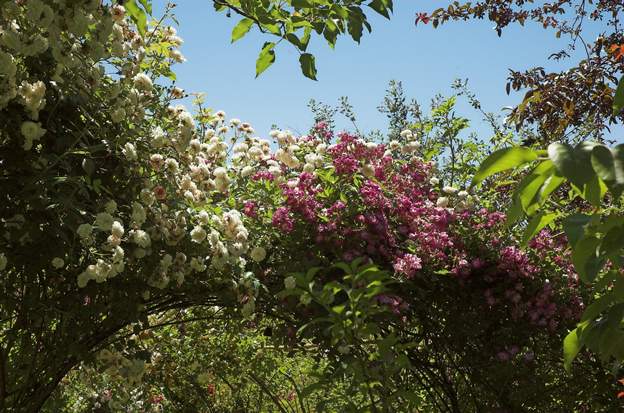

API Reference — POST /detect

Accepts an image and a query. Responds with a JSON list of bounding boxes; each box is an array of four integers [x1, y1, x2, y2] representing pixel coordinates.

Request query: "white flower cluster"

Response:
[[97, 349, 147, 387], [435, 184, 477, 210]]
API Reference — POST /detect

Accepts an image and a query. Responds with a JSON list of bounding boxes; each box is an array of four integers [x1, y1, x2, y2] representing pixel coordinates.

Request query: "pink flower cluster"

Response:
[[393, 254, 423, 278], [281, 172, 321, 222], [328, 133, 386, 176], [272, 207, 294, 233]]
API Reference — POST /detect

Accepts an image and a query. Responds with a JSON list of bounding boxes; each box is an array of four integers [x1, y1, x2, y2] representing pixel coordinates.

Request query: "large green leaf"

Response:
[[571, 236, 603, 283], [563, 213, 592, 247], [612, 144, 624, 198], [231, 18, 254, 43], [347, 7, 365, 42], [124, 0, 148, 35], [472, 147, 538, 186], [255, 42, 276, 77], [600, 225, 624, 258], [521, 212, 558, 246], [547, 142, 595, 188], [613, 76, 624, 116], [591, 144, 616, 183], [563, 327, 583, 372], [299, 53, 317, 80], [517, 161, 554, 213]]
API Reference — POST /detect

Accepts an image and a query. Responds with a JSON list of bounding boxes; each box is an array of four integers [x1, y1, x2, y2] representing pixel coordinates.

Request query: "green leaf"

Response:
[[347, 7, 365, 42], [563, 327, 583, 372], [613, 76, 624, 116], [368, 0, 391, 18], [571, 236, 603, 283], [547, 142, 595, 188], [286, 33, 306, 51], [581, 292, 616, 322], [138, 0, 152, 14], [601, 225, 624, 258], [563, 213, 592, 247], [539, 172, 565, 202], [299, 53, 317, 80], [323, 19, 338, 48], [472, 147, 538, 186], [611, 144, 624, 198], [521, 212, 558, 246], [231, 18, 254, 43], [583, 175, 606, 207], [255, 42, 276, 77], [517, 161, 554, 213], [124, 0, 148, 35], [591, 144, 616, 183]]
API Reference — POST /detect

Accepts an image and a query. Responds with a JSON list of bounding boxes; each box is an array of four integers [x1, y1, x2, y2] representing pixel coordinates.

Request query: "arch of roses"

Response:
[[0, 2, 618, 412]]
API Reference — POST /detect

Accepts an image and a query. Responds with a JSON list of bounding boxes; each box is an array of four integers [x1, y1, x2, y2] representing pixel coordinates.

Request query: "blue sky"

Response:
[[158, 1, 607, 140]]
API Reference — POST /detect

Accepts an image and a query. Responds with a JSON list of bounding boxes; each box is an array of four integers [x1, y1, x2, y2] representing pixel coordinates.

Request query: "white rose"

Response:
[[436, 197, 450, 208], [190, 226, 207, 243], [250, 246, 267, 262]]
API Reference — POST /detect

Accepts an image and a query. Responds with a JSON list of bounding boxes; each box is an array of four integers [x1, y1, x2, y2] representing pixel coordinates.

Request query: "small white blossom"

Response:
[[190, 225, 207, 243], [122, 142, 137, 161], [442, 186, 458, 195], [111, 221, 125, 238]]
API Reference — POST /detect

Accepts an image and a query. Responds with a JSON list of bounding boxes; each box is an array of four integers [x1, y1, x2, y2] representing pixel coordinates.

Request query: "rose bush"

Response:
[[0, 1, 621, 412]]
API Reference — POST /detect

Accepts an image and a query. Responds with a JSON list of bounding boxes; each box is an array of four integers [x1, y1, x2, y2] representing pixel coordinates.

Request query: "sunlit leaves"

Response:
[[213, 0, 392, 78], [231, 18, 254, 43], [474, 140, 624, 368], [591, 144, 624, 198], [471, 146, 539, 186], [547, 142, 595, 188], [124, 0, 149, 35], [255, 42, 275, 77], [521, 211, 558, 246]]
